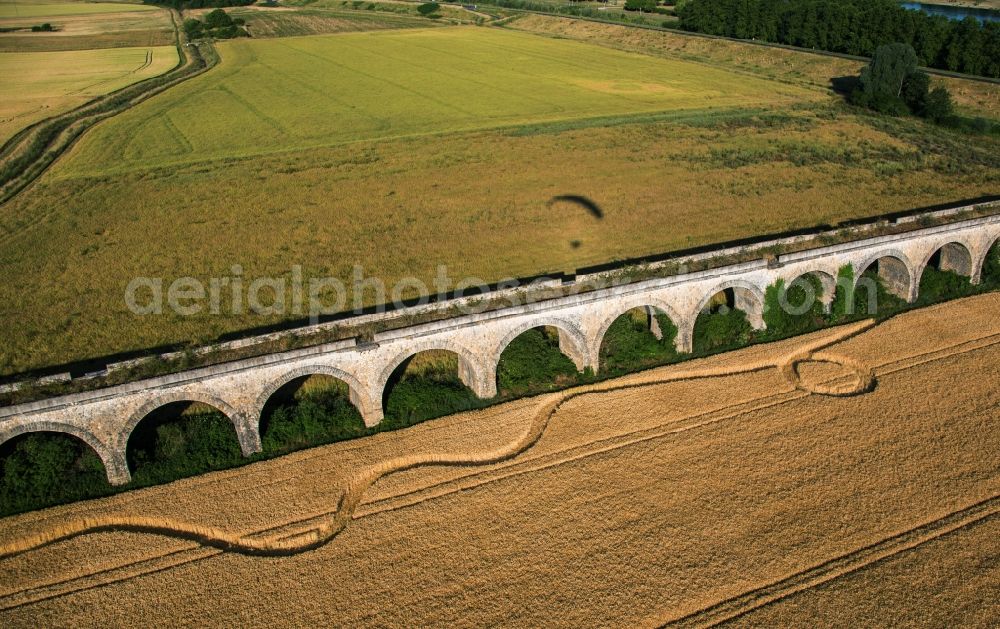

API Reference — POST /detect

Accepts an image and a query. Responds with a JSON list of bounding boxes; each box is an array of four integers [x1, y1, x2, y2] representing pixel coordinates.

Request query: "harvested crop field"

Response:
[[0, 45, 178, 143], [0, 6, 174, 52], [0, 1, 158, 19], [187, 3, 474, 39], [1, 293, 997, 626]]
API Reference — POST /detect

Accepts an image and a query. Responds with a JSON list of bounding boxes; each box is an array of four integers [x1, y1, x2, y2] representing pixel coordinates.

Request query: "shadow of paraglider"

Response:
[[547, 194, 605, 220]]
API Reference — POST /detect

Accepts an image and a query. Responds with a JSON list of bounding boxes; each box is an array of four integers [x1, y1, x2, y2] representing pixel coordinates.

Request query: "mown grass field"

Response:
[[0, 45, 178, 143], [57, 27, 815, 175], [0, 23, 997, 375]]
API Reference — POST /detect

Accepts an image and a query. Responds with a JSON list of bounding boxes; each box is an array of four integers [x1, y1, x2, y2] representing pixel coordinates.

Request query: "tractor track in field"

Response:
[[656, 495, 1000, 628], [0, 320, 878, 561], [0, 323, 996, 611]]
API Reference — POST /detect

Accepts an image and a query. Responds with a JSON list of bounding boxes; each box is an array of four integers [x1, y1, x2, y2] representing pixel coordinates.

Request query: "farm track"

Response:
[[66, 50, 155, 97], [657, 493, 1000, 628], [0, 10, 215, 210], [2, 319, 998, 611]]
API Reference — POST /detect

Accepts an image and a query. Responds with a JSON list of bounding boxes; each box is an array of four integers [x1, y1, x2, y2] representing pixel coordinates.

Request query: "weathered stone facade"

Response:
[[1, 211, 997, 484]]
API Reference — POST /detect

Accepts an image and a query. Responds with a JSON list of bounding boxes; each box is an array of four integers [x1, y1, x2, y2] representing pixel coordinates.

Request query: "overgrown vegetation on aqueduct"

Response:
[[1, 0, 999, 517], [3, 243, 999, 517]]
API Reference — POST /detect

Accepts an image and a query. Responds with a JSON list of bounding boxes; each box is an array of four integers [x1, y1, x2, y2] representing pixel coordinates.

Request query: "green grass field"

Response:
[[0, 45, 178, 143], [56, 27, 815, 177], [0, 1, 156, 18], [0, 24, 997, 375]]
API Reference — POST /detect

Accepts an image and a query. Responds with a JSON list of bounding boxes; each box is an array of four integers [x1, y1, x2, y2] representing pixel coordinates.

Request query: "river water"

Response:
[[901, 2, 1000, 23]]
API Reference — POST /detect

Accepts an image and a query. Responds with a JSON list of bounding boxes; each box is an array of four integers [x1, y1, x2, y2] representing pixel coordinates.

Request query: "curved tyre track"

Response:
[[0, 320, 876, 560], [0, 321, 997, 611]]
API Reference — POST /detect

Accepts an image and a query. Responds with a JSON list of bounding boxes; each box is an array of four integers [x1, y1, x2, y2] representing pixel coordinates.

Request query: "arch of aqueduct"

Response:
[[1, 208, 998, 484]]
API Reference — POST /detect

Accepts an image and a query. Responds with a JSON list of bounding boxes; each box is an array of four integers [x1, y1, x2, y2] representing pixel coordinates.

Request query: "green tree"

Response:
[[183, 18, 204, 38], [203, 8, 234, 29], [900, 70, 930, 114], [923, 86, 954, 123], [417, 2, 440, 15], [624, 0, 656, 11], [860, 42, 918, 100]]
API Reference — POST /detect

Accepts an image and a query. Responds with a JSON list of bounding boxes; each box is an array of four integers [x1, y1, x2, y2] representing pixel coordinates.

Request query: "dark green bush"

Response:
[[497, 328, 579, 395], [599, 311, 680, 374], [183, 18, 204, 38], [127, 407, 246, 486], [204, 8, 234, 29], [763, 275, 826, 338], [829, 264, 909, 321], [856, 269, 909, 318], [692, 308, 753, 354], [262, 387, 368, 456], [417, 2, 440, 15], [381, 366, 485, 432], [901, 71, 930, 115], [829, 264, 863, 322], [923, 86, 955, 124], [0, 433, 114, 517], [982, 242, 1000, 288], [915, 266, 974, 305], [624, 0, 656, 11]]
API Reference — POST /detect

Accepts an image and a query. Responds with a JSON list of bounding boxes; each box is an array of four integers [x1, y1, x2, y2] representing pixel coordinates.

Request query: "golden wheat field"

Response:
[[0, 293, 997, 626]]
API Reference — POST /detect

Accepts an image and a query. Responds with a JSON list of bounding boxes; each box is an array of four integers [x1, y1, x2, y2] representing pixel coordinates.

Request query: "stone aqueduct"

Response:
[[1, 210, 998, 484]]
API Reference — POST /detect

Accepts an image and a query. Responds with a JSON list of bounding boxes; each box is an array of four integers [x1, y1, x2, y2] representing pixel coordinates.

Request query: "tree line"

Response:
[[149, 0, 255, 10], [183, 8, 249, 39], [676, 0, 1000, 78]]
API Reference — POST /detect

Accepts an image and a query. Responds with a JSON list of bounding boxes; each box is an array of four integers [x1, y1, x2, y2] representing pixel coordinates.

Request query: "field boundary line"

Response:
[[654, 494, 1000, 628], [873, 332, 1000, 376]]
